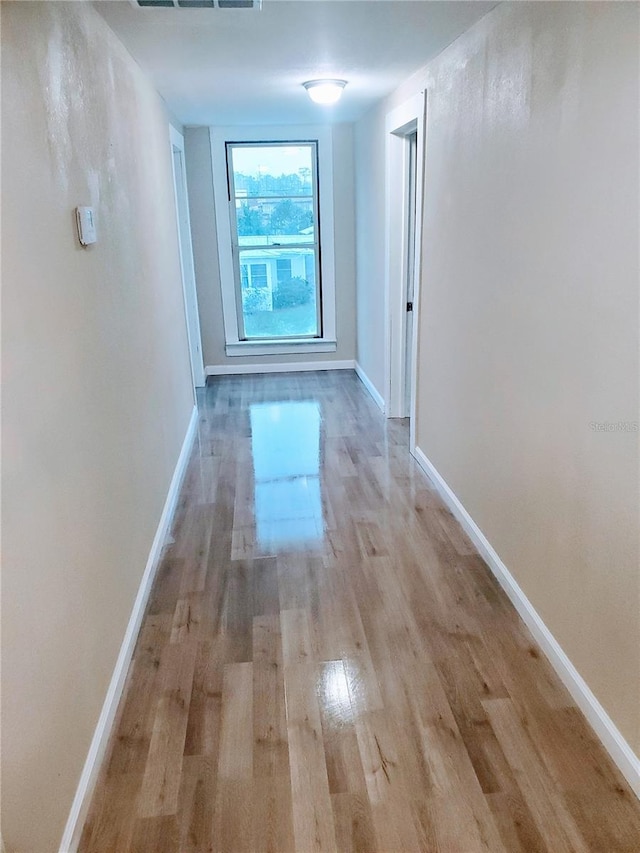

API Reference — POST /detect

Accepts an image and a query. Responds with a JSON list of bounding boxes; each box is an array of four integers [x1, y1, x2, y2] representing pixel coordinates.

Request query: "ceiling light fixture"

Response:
[[303, 79, 347, 106]]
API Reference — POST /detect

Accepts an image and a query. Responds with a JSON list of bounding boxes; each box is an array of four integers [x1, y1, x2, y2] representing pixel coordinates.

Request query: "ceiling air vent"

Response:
[[135, 0, 262, 8]]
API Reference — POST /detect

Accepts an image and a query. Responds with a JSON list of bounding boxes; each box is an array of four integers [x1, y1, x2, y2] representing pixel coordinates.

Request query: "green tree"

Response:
[[237, 203, 265, 237], [269, 199, 313, 235]]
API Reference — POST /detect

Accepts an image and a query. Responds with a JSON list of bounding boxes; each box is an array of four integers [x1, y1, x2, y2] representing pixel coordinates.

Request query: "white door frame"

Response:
[[383, 92, 426, 451], [170, 125, 205, 389]]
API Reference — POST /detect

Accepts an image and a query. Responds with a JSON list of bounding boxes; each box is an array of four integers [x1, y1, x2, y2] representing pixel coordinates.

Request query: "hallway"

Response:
[[80, 371, 640, 853]]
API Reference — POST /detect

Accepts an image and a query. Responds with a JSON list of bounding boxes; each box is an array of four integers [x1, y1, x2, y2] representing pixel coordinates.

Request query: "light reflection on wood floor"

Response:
[[80, 370, 640, 852]]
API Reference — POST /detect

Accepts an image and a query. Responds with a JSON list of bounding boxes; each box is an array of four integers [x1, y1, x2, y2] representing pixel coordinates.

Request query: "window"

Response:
[[249, 263, 268, 289], [276, 258, 292, 285], [227, 141, 321, 341], [211, 125, 336, 356]]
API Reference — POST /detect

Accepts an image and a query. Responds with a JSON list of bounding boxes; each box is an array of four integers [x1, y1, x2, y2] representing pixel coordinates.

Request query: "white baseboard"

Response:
[[354, 362, 385, 412], [206, 359, 355, 376], [413, 445, 640, 800], [59, 406, 199, 853]]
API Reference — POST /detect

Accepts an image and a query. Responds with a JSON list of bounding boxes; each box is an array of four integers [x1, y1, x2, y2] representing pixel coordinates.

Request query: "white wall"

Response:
[[355, 1, 639, 758], [354, 59, 429, 396], [1, 2, 195, 849], [354, 109, 386, 391], [185, 124, 356, 369]]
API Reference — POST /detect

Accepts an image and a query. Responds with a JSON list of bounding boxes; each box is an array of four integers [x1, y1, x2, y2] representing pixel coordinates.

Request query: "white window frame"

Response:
[[210, 125, 337, 356], [227, 139, 321, 342]]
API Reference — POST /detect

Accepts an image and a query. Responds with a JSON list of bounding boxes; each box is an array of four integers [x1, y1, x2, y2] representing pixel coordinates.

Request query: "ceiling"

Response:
[[95, 0, 497, 126]]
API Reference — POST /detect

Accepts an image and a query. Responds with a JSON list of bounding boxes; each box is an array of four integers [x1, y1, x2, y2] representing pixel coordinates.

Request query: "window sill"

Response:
[[225, 339, 337, 357]]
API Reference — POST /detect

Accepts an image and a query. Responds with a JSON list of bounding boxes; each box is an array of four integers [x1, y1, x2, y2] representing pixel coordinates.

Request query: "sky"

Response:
[[230, 143, 313, 177]]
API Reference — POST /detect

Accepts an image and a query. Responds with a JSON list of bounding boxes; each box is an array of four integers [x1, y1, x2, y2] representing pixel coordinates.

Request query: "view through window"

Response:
[[226, 141, 321, 340]]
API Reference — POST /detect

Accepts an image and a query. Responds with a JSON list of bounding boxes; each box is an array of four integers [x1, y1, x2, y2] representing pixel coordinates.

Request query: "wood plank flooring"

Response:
[[80, 370, 640, 852]]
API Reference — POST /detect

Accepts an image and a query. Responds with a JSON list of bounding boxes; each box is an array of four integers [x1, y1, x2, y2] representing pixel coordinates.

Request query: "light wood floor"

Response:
[[81, 371, 640, 852]]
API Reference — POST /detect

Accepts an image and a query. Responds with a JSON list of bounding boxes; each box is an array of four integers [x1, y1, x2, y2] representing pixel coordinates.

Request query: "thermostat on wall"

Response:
[[76, 206, 97, 246]]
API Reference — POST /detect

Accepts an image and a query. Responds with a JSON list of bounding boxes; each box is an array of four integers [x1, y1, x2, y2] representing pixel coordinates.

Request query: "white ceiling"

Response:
[[95, 0, 497, 126]]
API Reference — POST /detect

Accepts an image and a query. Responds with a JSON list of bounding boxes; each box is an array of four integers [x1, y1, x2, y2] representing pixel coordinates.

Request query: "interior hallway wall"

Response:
[[353, 110, 386, 393], [184, 123, 357, 369], [1, 2, 195, 850], [355, 0, 640, 757]]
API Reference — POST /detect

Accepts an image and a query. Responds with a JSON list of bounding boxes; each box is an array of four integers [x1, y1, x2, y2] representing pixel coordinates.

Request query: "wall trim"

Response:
[[205, 359, 355, 376], [354, 362, 385, 412], [413, 444, 640, 800], [225, 339, 337, 357], [58, 406, 199, 853]]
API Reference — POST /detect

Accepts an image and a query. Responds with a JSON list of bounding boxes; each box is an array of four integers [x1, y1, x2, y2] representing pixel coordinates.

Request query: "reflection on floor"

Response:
[[80, 370, 640, 853], [250, 401, 323, 548]]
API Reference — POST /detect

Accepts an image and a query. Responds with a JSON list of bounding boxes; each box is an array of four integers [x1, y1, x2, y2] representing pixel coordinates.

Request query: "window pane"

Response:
[[239, 247, 318, 339], [230, 143, 315, 245], [229, 141, 320, 340], [236, 198, 315, 245], [231, 145, 313, 198]]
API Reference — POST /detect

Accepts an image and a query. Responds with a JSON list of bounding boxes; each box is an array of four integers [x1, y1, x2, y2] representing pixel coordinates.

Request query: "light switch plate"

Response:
[[76, 206, 97, 246]]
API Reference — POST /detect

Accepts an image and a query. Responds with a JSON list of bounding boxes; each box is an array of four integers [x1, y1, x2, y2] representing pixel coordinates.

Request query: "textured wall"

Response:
[[355, 1, 639, 756], [354, 107, 386, 392], [415, 0, 639, 754], [1, 3, 194, 849]]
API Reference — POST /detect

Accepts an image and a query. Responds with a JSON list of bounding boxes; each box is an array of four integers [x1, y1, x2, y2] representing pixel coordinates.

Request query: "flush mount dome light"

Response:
[[303, 79, 347, 106]]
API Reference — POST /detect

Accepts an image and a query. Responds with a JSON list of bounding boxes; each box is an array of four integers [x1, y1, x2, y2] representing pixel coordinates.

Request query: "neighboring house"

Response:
[[239, 235, 314, 313]]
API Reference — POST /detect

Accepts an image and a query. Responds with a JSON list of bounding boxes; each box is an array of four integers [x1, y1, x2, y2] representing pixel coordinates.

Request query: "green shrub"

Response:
[[242, 285, 271, 313], [273, 276, 312, 309]]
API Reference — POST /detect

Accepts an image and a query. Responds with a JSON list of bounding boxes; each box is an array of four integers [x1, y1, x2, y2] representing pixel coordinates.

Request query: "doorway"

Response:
[[404, 130, 418, 418], [384, 94, 425, 451], [170, 126, 205, 390]]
